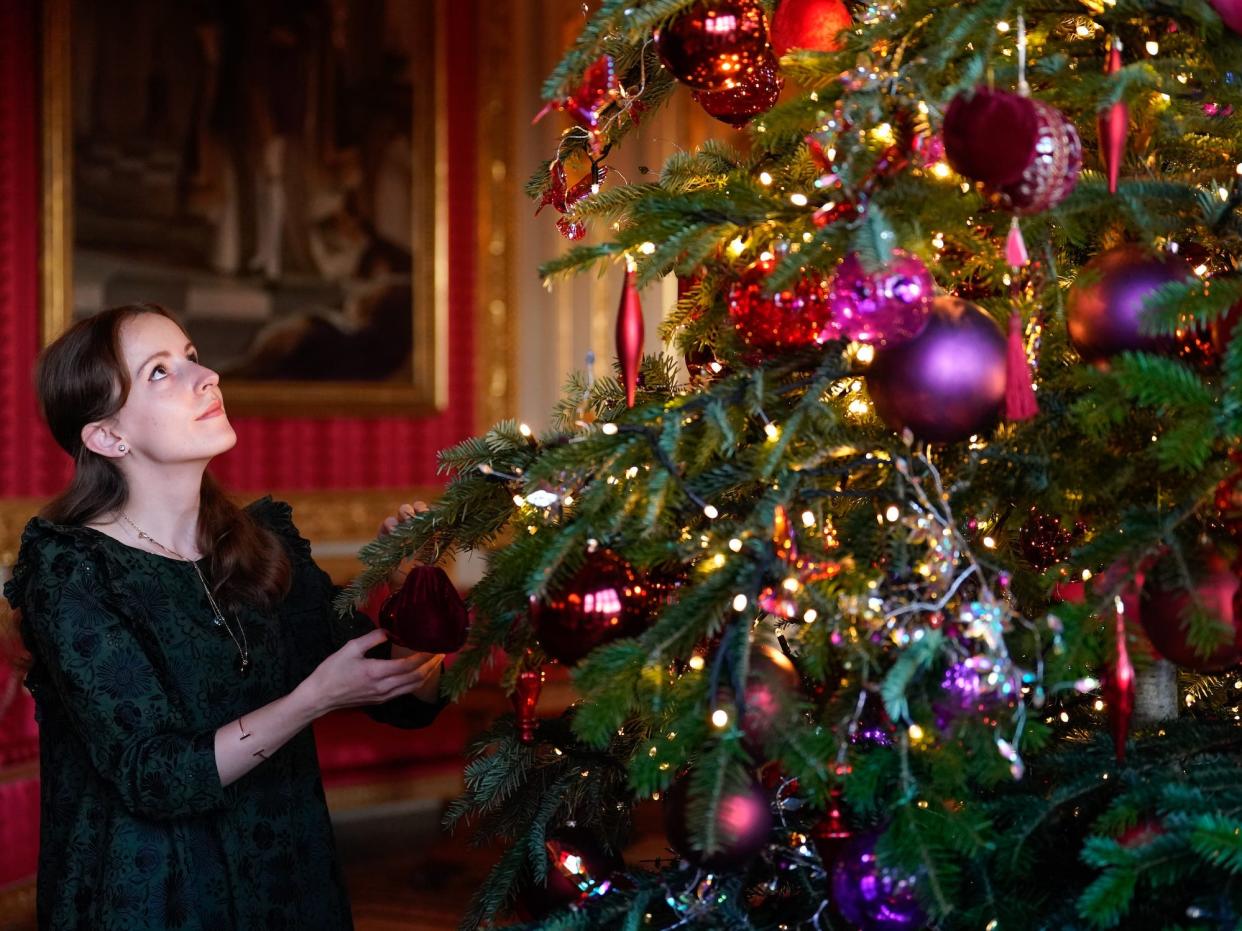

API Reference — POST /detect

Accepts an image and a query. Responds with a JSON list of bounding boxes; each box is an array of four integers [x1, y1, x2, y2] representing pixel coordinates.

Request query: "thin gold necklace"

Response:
[[118, 512, 252, 676]]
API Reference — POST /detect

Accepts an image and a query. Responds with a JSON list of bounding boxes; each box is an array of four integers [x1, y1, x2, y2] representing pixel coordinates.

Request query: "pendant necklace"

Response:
[[119, 513, 252, 676]]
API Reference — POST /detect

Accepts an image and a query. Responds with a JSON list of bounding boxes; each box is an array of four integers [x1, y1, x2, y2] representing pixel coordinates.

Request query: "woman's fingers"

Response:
[[350, 628, 390, 656]]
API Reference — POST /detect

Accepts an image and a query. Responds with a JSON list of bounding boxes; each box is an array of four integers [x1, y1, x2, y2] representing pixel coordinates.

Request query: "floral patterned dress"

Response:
[[5, 498, 442, 930]]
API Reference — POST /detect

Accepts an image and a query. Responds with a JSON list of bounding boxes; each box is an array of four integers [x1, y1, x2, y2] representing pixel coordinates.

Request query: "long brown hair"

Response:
[[35, 304, 290, 613]]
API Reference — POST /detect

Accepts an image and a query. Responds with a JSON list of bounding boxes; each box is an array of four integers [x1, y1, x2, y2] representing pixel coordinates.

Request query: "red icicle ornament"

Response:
[[1099, 39, 1128, 195], [513, 668, 544, 744], [1004, 312, 1039, 421], [616, 265, 645, 407], [1107, 596, 1136, 762]]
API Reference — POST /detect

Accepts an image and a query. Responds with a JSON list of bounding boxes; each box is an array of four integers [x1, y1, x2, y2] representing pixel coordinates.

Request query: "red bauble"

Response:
[[516, 827, 623, 919], [665, 773, 774, 869], [1211, 0, 1242, 34], [378, 566, 470, 653], [727, 254, 837, 352], [1066, 247, 1186, 365], [530, 551, 666, 665], [693, 54, 783, 126], [740, 643, 801, 749], [865, 296, 1008, 443], [770, 0, 851, 55], [944, 88, 1081, 214], [1139, 546, 1242, 672], [655, 0, 771, 91]]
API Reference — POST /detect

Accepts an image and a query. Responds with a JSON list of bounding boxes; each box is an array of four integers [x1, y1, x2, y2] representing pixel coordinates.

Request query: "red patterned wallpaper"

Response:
[[0, 0, 479, 500]]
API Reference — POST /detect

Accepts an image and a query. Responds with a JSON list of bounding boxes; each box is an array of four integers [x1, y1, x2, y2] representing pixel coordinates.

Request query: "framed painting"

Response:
[[41, 0, 448, 415]]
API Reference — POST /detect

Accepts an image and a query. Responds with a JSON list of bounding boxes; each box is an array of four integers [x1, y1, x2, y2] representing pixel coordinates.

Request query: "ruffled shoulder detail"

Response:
[[4, 516, 113, 612], [245, 497, 313, 563]]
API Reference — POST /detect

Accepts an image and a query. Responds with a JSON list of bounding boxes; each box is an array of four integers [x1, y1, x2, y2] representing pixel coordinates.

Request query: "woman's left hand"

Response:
[[377, 501, 429, 590]]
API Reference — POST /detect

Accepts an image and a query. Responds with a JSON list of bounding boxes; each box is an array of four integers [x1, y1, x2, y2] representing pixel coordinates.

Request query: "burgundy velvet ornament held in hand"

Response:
[[378, 566, 470, 653], [865, 296, 1008, 442]]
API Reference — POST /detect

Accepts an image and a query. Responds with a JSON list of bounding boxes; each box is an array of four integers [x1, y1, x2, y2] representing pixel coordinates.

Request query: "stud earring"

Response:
[[117, 443, 127, 454]]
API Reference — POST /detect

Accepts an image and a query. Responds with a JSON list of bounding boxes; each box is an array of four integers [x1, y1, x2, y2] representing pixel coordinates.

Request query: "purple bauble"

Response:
[[665, 773, 773, 869], [1067, 247, 1185, 365], [830, 833, 925, 931], [933, 658, 1020, 728], [828, 251, 934, 345], [865, 296, 1007, 443], [1212, 0, 1242, 34]]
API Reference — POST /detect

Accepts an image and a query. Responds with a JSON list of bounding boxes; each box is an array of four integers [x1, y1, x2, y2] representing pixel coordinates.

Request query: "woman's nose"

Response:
[[196, 361, 222, 390]]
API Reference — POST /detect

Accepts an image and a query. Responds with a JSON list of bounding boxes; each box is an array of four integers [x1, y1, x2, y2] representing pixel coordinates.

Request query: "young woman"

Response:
[[6, 303, 446, 930]]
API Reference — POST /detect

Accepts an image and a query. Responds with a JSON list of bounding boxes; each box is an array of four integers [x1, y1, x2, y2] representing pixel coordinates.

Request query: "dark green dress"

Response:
[[5, 498, 442, 931]]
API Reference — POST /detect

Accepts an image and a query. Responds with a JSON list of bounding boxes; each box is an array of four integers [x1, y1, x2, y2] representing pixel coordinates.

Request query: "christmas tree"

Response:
[[342, 1, 1242, 927]]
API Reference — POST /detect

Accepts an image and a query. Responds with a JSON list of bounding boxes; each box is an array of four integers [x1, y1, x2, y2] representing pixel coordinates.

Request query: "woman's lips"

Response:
[[196, 401, 224, 420]]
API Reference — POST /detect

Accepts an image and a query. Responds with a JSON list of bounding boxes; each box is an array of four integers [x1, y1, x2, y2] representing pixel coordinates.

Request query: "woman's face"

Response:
[[110, 313, 236, 465]]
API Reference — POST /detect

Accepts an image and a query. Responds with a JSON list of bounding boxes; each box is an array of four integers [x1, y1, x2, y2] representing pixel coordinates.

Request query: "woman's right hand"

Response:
[[299, 628, 443, 717]]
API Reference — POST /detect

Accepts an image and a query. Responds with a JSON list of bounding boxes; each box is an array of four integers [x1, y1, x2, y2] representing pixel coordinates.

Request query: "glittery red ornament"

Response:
[[534, 55, 621, 136], [665, 772, 774, 869], [727, 254, 836, 352], [1139, 545, 1242, 672], [1099, 40, 1128, 195], [693, 53, 783, 126], [530, 550, 665, 665], [655, 0, 771, 91], [615, 267, 645, 407], [512, 668, 544, 744], [535, 160, 609, 242], [770, 0, 851, 55]]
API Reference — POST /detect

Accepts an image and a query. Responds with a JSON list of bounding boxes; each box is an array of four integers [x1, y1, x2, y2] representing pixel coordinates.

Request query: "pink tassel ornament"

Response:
[[1006, 218, 1030, 270], [1004, 312, 1039, 421]]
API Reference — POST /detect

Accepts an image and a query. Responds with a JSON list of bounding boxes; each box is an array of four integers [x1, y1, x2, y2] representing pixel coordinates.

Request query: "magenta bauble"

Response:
[[665, 773, 774, 869], [865, 296, 1007, 442], [1066, 246, 1185, 365], [1212, 0, 1242, 34], [1140, 546, 1242, 672], [654, 0, 771, 91], [827, 250, 934, 345], [530, 550, 664, 665], [693, 54, 783, 126], [770, 0, 852, 55]]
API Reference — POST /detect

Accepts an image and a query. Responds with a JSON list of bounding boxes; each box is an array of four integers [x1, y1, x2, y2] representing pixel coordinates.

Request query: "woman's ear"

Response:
[[81, 421, 127, 459]]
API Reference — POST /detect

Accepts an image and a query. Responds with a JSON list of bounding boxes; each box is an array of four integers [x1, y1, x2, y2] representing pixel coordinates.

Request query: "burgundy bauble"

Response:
[[1067, 247, 1186, 365], [655, 0, 771, 91], [693, 54, 783, 126], [516, 827, 623, 919], [830, 832, 926, 931], [770, 0, 852, 55], [740, 642, 801, 748], [865, 296, 1007, 442], [827, 250, 934, 345], [1016, 508, 1086, 572], [665, 773, 774, 869], [378, 566, 470, 653], [1139, 546, 1242, 672], [530, 550, 663, 665], [1212, 0, 1242, 34], [944, 88, 1081, 214], [727, 254, 837, 351]]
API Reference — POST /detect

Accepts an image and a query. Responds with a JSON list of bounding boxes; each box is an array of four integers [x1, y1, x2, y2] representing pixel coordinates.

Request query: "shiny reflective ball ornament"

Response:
[[830, 832, 926, 931], [827, 250, 934, 345], [665, 773, 774, 869], [1067, 246, 1185, 365], [1140, 545, 1242, 672], [865, 296, 1007, 442], [530, 550, 665, 665], [770, 0, 852, 55], [739, 642, 801, 749], [515, 827, 622, 919], [655, 0, 771, 91], [1211, 0, 1242, 33], [727, 254, 837, 352], [693, 53, 783, 126]]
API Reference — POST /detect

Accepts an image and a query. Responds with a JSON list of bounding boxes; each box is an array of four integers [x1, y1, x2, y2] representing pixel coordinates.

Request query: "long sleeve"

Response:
[[20, 557, 235, 821]]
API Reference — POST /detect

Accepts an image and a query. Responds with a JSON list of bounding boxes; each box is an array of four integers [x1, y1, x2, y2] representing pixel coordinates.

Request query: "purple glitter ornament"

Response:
[[1066, 246, 1186, 365], [865, 296, 1007, 443], [828, 251, 934, 345], [830, 832, 926, 931], [934, 657, 1020, 728]]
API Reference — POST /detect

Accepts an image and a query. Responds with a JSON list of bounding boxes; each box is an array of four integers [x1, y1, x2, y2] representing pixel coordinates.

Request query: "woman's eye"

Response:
[[150, 364, 168, 381]]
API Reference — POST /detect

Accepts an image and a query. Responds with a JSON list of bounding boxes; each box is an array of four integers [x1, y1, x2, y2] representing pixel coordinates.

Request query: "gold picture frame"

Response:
[[40, 0, 449, 417]]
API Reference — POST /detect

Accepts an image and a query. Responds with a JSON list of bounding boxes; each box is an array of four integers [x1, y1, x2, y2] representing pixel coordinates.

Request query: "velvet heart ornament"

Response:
[[378, 566, 470, 653]]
